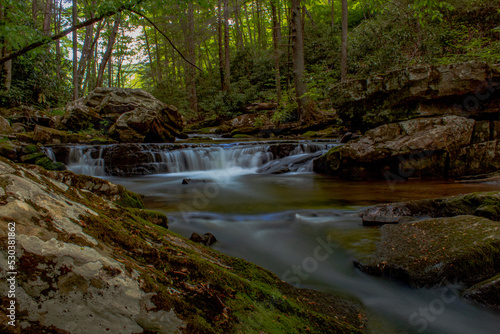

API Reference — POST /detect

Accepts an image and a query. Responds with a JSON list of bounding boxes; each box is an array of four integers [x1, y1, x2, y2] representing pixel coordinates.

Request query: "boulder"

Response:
[[331, 61, 500, 130], [63, 88, 184, 143], [354, 215, 500, 288], [33, 125, 76, 144], [0, 159, 365, 333], [313, 116, 492, 179], [0, 116, 11, 134], [189, 232, 217, 246], [463, 274, 500, 312]]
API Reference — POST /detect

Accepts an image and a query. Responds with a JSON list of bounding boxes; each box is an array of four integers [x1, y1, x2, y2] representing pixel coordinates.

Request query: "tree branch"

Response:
[[127, 8, 202, 72], [0, 0, 145, 66]]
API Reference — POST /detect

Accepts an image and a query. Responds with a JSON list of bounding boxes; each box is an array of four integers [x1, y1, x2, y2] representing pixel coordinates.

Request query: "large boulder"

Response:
[[331, 61, 500, 130], [354, 215, 500, 288], [0, 116, 11, 134], [313, 115, 500, 179], [63, 88, 184, 143], [0, 158, 366, 333]]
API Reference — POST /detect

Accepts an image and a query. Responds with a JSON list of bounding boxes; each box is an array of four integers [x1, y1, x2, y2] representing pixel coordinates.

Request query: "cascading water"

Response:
[[59, 141, 336, 176]]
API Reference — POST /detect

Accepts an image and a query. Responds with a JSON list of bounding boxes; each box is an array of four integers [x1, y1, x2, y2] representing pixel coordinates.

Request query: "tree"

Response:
[[73, 0, 78, 99], [96, 14, 121, 88], [291, 0, 307, 117], [341, 0, 348, 82]]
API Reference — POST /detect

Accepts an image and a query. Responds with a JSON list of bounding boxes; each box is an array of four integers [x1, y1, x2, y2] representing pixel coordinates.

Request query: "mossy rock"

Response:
[[127, 208, 169, 228], [463, 273, 500, 312], [115, 185, 145, 209], [232, 134, 252, 139], [35, 157, 66, 171], [21, 152, 46, 163], [302, 131, 318, 138], [355, 215, 500, 288]]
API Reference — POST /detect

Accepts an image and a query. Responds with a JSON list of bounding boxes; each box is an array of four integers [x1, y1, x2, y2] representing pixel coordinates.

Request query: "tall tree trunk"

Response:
[[154, 25, 162, 82], [32, 0, 38, 25], [108, 56, 112, 87], [330, 0, 335, 31], [217, 0, 224, 90], [271, 0, 281, 104], [341, 0, 348, 82], [223, 0, 231, 92], [72, 0, 78, 99], [143, 25, 156, 85], [233, 0, 244, 50], [77, 0, 96, 90], [55, 0, 62, 79], [43, 0, 52, 35], [243, 3, 254, 46], [0, 2, 11, 91], [96, 14, 120, 88], [291, 0, 307, 118], [185, 0, 198, 112]]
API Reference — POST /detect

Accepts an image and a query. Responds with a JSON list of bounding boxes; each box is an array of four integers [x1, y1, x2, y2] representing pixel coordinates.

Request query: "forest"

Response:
[[0, 0, 498, 123]]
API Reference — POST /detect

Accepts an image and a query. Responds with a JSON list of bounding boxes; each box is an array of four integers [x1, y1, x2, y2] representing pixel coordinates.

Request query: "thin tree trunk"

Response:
[[271, 0, 281, 104], [0, 2, 11, 91], [185, 0, 198, 112], [330, 0, 335, 30], [154, 25, 162, 82], [223, 0, 231, 92], [32, 0, 38, 25], [83, 21, 103, 93], [72, 0, 78, 99], [43, 0, 52, 35], [96, 14, 120, 88], [341, 0, 348, 82], [143, 25, 156, 85], [217, 0, 224, 90], [291, 0, 307, 117], [108, 56, 112, 87], [142, 26, 156, 84], [233, 0, 244, 50], [243, 3, 254, 46], [55, 0, 62, 79]]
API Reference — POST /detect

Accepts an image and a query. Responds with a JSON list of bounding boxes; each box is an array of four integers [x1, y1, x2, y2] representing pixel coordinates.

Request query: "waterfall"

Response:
[[55, 141, 337, 176]]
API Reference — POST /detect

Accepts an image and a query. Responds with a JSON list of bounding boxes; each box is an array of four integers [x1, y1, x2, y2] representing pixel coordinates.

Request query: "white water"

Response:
[[62, 142, 336, 176]]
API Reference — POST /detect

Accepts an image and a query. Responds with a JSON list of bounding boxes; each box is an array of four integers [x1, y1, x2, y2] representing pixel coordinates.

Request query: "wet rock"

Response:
[[33, 125, 74, 144], [10, 122, 26, 133], [313, 115, 500, 179], [463, 274, 500, 312], [0, 116, 12, 134], [189, 232, 217, 246], [182, 178, 214, 184], [361, 215, 402, 226], [64, 87, 184, 143], [355, 215, 500, 288]]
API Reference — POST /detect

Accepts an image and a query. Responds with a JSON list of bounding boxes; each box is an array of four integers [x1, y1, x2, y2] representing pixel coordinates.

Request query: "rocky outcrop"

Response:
[[331, 61, 500, 130], [354, 215, 500, 288], [313, 115, 500, 179], [0, 158, 366, 333], [63, 88, 184, 143], [0, 117, 11, 134]]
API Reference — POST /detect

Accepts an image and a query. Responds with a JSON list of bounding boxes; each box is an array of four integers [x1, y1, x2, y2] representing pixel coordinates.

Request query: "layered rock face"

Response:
[[63, 88, 184, 143], [0, 158, 365, 333], [315, 61, 500, 180]]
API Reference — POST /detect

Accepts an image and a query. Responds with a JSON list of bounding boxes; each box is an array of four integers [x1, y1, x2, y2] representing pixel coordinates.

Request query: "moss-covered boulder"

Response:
[[463, 274, 500, 312], [354, 215, 500, 288], [0, 158, 366, 333], [362, 191, 500, 221]]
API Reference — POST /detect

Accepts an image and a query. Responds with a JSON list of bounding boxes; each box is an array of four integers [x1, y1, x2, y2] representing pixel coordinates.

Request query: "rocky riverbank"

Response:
[[0, 158, 366, 333], [354, 192, 500, 312], [314, 61, 500, 180]]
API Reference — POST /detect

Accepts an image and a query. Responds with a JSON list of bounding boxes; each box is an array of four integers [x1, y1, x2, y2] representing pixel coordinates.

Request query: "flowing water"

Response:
[[53, 140, 500, 334]]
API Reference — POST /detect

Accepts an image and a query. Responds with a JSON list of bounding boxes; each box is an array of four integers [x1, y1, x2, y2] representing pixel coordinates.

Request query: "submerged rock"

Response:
[[463, 274, 500, 312], [0, 158, 366, 333]]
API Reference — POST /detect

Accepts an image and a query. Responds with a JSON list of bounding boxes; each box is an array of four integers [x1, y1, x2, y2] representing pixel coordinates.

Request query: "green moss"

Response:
[[302, 131, 317, 138], [21, 152, 46, 163], [126, 208, 169, 228], [24, 144, 39, 154], [34, 157, 66, 171], [232, 134, 252, 138], [115, 185, 145, 209]]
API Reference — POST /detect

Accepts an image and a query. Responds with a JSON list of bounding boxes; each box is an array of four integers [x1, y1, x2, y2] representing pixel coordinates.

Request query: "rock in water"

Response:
[[63, 87, 184, 143]]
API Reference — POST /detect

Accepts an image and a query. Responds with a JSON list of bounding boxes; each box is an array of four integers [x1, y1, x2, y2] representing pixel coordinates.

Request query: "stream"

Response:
[[54, 139, 500, 334]]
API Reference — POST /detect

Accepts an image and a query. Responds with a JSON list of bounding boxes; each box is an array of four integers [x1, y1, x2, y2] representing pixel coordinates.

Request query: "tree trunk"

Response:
[[32, 0, 38, 24], [185, 0, 198, 112], [217, 0, 224, 90], [291, 0, 307, 118], [330, 0, 335, 31], [72, 0, 78, 99], [43, 0, 52, 35], [341, 0, 348, 82], [223, 0, 231, 92], [143, 25, 156, 85], [55, 0, 62, 79], [271, 0, 281, 104], [108, 56, 112, 87], [96, 14, 120, 88], [154, 25, 162, 82], [233, 0, 244, 50], [0, 2, 11, 91], [243, 3, 254, 46]]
